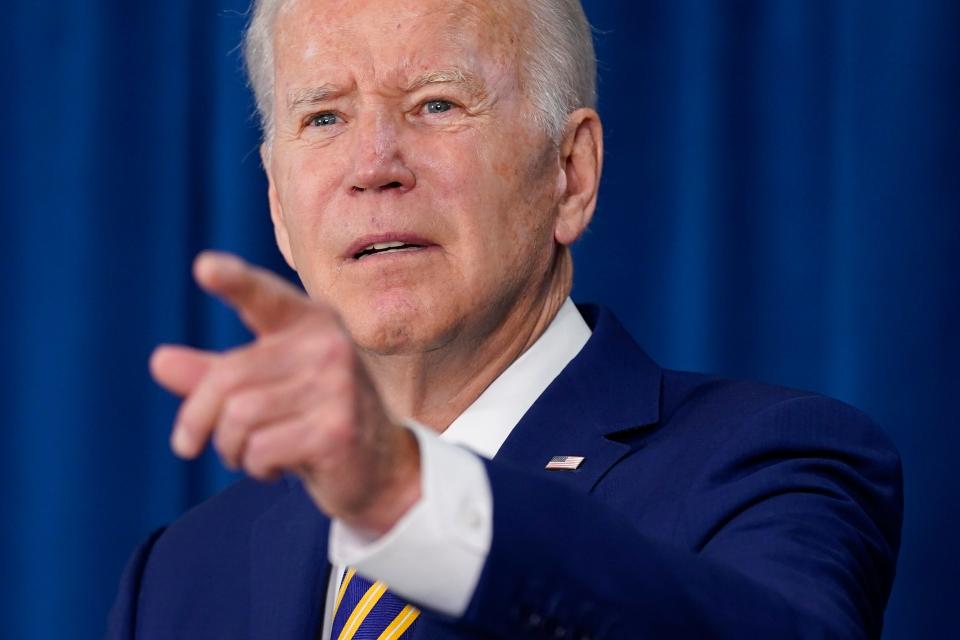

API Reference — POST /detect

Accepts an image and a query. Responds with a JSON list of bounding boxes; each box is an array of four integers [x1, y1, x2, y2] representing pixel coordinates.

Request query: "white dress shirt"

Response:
[[321, 298, 591, 639]]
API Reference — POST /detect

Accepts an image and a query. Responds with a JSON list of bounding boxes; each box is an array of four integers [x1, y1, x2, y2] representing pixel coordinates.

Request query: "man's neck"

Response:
[[360, 253, 573, 432]]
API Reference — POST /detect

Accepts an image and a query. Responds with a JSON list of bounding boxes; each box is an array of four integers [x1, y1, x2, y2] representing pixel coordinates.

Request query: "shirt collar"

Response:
[[439, 298, 591, 458]]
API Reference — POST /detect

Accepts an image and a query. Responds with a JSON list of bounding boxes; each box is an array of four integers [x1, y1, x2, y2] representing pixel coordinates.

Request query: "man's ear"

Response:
[[262, 143, 297, 272], [554, 108, 603, 246]]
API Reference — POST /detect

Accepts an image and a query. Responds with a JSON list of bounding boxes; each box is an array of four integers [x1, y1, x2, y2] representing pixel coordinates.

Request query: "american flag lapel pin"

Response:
[[545, 455, 585, 471]]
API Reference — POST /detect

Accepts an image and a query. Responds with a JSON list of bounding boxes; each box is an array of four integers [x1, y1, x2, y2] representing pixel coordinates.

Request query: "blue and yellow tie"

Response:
[[329, 568, 422, 640]]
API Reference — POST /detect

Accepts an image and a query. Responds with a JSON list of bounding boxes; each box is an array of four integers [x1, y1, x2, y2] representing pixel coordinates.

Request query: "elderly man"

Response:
[[109, 0, 902, 638]]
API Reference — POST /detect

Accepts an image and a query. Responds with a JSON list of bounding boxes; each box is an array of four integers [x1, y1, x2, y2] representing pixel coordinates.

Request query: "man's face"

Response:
[[266, 0, 565, 354]]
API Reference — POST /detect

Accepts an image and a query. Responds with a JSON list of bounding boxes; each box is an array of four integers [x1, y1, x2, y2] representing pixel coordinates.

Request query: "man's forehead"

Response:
[[278, 0, 520, 24], [273, 0, 525, 104], [274, 0, 525, 60]]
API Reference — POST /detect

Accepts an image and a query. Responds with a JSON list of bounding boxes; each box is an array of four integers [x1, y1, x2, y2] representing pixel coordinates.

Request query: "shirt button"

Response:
[[462, 508, 482, 529]]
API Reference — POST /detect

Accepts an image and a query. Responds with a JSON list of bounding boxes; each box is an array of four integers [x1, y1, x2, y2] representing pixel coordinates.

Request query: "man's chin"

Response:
[[353, 324, 423, 356], [340, 298, 450, 357]]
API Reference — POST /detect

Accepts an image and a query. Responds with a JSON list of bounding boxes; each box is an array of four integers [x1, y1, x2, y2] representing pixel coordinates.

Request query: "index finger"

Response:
[[193, 251, 313, 335]]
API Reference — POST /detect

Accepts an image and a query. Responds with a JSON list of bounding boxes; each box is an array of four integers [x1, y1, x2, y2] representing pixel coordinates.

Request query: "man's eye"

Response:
[[308, 113, 338, 127], [424, 100, 453, 115]]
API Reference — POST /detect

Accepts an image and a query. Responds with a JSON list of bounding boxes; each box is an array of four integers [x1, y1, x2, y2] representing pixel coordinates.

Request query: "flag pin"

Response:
[[545, 455, 585, 471]]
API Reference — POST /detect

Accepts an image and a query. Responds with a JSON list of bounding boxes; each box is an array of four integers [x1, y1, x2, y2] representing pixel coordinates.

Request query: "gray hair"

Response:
[[243, 0, 596, 144]]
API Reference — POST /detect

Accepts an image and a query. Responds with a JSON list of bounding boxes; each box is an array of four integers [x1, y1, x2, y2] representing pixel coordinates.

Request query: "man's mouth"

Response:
[[345, 234, 435, 261], [353, 241, 425, 260]]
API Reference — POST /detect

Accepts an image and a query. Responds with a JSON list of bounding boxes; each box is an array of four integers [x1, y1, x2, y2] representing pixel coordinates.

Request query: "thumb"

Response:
[[150, 344, 216, 396]]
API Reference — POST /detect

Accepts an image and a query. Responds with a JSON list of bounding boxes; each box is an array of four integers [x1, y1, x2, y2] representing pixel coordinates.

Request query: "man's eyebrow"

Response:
[[286, 84, 342, 112], [285, 70, 485, 113], [402, 68, 485, 94]]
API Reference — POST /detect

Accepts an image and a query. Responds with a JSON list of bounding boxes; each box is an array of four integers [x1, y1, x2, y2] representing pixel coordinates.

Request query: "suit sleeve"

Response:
[[456, 397, 902, 640], [105, 527, 166, 639]]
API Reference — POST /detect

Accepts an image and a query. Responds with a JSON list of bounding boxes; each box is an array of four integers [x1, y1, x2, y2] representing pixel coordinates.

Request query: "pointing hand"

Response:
[[150, 251, 421, 535]]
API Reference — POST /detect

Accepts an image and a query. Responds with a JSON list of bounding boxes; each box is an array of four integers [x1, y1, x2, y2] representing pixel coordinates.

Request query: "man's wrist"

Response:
[[339, 423, 423, 537], [328, 422, 493, 616]]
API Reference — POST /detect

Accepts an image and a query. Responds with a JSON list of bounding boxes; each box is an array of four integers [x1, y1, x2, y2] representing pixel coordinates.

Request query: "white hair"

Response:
[[242, 0, 596, 144]]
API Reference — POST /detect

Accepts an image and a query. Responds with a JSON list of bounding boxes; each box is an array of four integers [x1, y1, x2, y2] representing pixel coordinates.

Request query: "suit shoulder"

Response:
[[170, 476, 284, 535], [657, 370, 900, 459], [661, 369, 816, 422], [131, 477, 312, 629], [649, 370, 903, 548], [145, 476, 288, 569]]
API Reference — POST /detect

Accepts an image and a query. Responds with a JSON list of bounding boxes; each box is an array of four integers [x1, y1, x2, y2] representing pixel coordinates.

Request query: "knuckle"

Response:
[[300, 330, 333, 361], [222, 393, 259, 426], [210, 361, 244, 393]]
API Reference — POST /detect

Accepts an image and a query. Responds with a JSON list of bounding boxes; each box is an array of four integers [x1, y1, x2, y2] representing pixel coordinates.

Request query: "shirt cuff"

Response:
[[328, 419, 493, 617]]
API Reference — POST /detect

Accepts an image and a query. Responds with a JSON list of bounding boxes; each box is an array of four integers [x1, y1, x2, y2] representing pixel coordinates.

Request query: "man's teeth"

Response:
[[356, 241, 423, 258], [367, 241, 407, 251]]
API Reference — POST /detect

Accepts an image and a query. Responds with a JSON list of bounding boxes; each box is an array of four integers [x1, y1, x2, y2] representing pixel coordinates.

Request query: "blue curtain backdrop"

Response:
[[2, 1, 956, 637]]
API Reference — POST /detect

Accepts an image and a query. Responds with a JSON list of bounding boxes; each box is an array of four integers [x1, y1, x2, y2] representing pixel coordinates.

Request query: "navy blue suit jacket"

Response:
[[108, 306, 902, 639]]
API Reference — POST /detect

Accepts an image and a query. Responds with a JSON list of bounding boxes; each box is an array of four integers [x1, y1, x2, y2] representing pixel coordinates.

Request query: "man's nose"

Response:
[[345, 111, 415, 193]]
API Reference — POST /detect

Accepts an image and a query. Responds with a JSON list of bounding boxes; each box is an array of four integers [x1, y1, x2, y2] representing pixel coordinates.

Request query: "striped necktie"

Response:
[[329, 568, 422, 640]]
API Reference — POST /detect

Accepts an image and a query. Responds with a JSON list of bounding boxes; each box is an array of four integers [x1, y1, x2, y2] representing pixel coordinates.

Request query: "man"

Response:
[[109, 0, 902, 638]]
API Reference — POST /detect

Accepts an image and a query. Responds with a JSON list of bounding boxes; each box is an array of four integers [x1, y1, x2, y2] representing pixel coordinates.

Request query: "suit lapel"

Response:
[[416, 306, 664, 639], [250, 477, 331, 639], [494, 305, 663, 494]]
